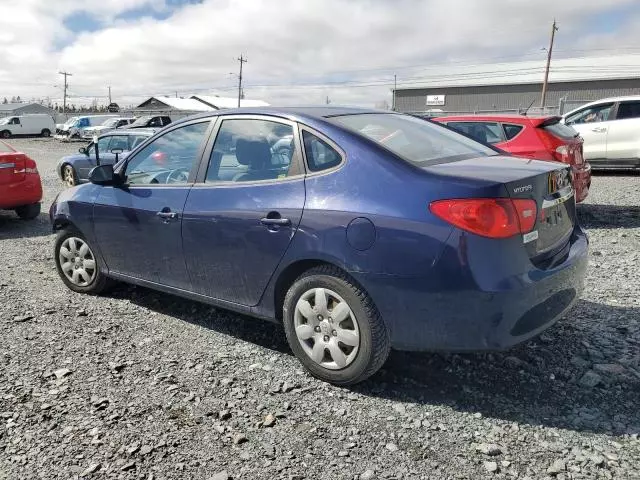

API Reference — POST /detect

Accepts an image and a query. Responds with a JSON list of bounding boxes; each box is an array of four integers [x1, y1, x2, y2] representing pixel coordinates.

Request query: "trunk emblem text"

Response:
[[513, 184, 533, 193]]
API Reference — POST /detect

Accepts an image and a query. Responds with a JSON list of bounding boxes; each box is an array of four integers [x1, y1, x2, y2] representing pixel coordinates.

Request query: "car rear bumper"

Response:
[[0, 176, 43, 209], [572, 163, 591, 203], [352, 227, 588, 352]]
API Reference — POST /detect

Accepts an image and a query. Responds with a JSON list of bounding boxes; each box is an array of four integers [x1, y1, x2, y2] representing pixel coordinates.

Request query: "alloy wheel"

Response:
[[63, 166, 76, 187], [293, 287, 360, 370]]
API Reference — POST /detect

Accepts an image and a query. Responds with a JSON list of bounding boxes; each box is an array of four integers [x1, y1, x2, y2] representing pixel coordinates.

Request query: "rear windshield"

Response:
[[331, 113, 497, 166], [543, 121, 579, 140]]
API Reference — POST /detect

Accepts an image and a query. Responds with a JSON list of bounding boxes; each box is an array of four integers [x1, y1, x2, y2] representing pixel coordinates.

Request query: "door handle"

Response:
[[591, 127, 607, 133], [260, 217, 291, 226], [157, 210, 178, 220]]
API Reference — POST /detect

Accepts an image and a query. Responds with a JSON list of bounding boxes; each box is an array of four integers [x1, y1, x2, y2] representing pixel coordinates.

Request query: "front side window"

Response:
[[302, 131, 342, 172], [446, 121, 504, 144], [332, 114, 497, 166], [9, 117, 20, 125], [566, 103, 614, 125], [616, 101, 640, 120], [206, 119, 297, 183], [96, 136, 111, 154], [124, 121, 210, 185], [129, 135, 149, 149]]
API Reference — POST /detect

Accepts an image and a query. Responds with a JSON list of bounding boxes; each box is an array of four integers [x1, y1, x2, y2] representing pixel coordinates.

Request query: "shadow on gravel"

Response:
[[107, 285, 640, 436], [355, 299, 640, 436], [110, 284, 290, 354], [578, 204, 640, 229], [0, 211, 51, 240]]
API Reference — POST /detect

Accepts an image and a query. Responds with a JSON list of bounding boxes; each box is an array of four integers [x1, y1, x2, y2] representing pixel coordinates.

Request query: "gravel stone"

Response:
[[483, 461, 498, 473], [1, 139, 639, 479]]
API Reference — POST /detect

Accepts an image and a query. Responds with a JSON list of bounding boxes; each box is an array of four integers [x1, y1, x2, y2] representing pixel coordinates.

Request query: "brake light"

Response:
[[430, 198, 537, 239]]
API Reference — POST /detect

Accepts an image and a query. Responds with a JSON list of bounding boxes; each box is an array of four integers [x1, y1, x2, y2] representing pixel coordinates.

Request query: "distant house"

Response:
[[135, 96, 215, 113], [191, 95, 270, 109], [0, 102, 55, 118]]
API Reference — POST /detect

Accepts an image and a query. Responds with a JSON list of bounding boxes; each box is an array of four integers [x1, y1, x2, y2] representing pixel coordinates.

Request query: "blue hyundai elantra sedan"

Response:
[[50, 107, 588, 385]]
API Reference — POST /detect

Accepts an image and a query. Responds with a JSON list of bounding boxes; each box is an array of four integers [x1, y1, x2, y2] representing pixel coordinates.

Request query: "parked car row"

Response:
[[48, 107, 588, 386], [55, 114, 173, 139]]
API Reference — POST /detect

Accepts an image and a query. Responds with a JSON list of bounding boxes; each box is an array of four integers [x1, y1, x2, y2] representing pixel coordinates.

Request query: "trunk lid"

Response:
[[426, 155, 576, 265], [0, 148, 25, 185]]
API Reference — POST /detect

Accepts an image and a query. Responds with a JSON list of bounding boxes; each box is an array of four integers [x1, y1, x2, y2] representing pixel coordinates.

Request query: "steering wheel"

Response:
[[166, 168, 190, 184]]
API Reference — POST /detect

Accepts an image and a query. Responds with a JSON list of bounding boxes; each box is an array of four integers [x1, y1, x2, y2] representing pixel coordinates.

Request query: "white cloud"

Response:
[[0, 0, 639, 107]]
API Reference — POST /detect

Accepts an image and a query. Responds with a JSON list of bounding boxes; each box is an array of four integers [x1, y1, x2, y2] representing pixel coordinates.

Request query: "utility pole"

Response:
[[325, 95, 330, 105], [540, 19, 558, 110], [392, 74, 397, 111], [58, 71, 72, 115], [237, 54, 247, 108], [108, 86, 112, 104]]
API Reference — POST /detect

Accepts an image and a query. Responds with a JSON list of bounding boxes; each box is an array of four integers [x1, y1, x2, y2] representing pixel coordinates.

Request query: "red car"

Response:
[[0, 140, 42, 219], [433, 115, 591, 202]]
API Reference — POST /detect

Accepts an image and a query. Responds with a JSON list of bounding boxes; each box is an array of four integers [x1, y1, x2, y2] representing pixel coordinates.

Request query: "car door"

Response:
[[93, 119, 213, 289], [182, 116, 306, 306], [564, 102, 614, 163], [605, 100, 640, 164]]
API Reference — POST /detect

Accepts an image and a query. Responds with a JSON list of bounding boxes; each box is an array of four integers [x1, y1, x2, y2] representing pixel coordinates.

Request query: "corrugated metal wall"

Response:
[[395, 78, 640, 114]]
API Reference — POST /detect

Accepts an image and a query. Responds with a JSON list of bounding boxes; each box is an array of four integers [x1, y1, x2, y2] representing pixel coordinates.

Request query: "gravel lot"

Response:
[[1, 137, 639, 480]]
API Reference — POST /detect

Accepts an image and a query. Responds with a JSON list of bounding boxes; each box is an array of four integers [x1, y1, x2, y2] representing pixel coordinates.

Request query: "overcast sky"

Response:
[[1, 0, 639, 108]]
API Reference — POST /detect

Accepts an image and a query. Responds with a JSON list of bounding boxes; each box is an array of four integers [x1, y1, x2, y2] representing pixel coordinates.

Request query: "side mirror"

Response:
[[79, 146, 88, 155], [89, 164, 117, 186]]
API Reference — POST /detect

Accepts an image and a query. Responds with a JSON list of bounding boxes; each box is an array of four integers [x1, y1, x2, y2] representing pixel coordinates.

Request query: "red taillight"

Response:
[[430, 198, 537, 239]]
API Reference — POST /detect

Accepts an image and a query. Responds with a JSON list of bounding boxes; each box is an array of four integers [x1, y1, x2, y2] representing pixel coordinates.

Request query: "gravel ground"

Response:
[[1, 137, 639, 480]]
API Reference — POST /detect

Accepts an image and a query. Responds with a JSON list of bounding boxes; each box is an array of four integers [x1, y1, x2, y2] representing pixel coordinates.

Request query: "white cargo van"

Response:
[[0, 114, 56, 138]]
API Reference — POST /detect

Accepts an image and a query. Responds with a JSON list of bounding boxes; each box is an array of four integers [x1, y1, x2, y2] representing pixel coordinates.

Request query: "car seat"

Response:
[[233, 138, 274, 182]]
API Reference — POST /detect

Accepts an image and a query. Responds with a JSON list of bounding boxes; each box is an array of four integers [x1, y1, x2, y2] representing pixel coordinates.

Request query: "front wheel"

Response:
[[54, 228, 112, 294], [15, 203, 41, 219], [283, 265, 390, 385], [41, 128, 51, 137], [62, 164, 78, 187], [0, 130, 10, 139]]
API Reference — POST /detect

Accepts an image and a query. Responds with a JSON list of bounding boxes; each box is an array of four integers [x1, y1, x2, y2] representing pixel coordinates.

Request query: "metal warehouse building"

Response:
[[393, 54, 640, 115]]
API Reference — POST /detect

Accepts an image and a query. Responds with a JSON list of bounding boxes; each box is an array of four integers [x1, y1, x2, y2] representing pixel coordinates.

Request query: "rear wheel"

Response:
[[41, 128, 51, 137], [62, 164, 78, 187], [15, 203, 41, 220], [0, 130, 10, 139], [54, 228, 112, 294], [283, 265, 390, 385]]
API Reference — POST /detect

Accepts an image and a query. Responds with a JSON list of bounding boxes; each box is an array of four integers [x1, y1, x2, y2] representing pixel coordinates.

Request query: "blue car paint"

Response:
[[50, 107, 588, 352]]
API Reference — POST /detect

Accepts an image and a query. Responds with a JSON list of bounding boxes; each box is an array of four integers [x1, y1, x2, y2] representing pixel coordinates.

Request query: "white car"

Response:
[[56, 115, 119, 138], [0, 114, 56, 138], [81, 117, 137, 139], [562, 96, 640, 169]]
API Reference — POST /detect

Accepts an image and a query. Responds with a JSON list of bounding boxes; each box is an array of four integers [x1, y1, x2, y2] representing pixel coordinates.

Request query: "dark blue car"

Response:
[[55, 128, 157, 187], [50, 107, 588, 385]]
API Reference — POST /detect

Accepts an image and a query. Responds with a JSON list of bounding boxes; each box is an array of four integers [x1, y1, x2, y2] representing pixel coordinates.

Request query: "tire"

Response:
[[15, 203, 41, 220], [54, 228, 112, 295], [283, 265, 390, 385], [0, 130, 10, 139], [41, 128, 51, 137], [62, 164, 78, 187]]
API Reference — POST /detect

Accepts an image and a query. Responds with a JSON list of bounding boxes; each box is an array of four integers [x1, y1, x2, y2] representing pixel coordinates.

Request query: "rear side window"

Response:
[[503, 124, 524, 140], [616, 101, 640, 120], [302, 131, 342, 172], [446, 121, 504, 144]]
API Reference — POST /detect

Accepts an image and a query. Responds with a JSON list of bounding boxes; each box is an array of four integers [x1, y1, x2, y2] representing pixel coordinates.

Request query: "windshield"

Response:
[[0, 117, 9, 125], [129, 116, 151, 127], [102, 119, 119, 127], [331, 113, 497, 165], [64, 117, 78, 127]]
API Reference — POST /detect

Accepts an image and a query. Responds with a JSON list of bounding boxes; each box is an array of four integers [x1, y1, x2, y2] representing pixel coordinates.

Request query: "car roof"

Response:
[[169, 106, 391, 128], [99, 128, 156, 137]]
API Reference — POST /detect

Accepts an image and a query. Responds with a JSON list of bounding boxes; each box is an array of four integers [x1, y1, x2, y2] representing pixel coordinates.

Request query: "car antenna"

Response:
[[521, 99, 536, 116]]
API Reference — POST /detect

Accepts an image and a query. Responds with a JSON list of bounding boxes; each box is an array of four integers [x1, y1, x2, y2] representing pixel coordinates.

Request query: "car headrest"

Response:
[[235, 138, 271, 168]]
